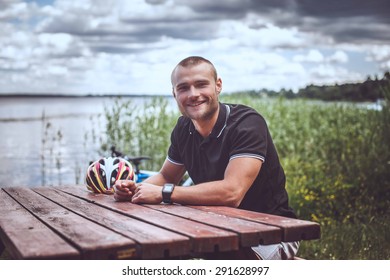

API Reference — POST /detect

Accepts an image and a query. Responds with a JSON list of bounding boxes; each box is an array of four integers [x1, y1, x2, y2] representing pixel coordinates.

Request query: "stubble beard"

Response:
[[183, 99, 218, 122]]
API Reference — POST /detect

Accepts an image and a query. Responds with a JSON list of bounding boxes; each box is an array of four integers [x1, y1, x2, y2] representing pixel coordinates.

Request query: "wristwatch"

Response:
[[162, 183, 175, 204]]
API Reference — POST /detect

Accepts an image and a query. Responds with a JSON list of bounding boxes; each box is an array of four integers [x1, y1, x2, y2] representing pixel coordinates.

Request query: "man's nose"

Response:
[[188, 86, 200, 98]]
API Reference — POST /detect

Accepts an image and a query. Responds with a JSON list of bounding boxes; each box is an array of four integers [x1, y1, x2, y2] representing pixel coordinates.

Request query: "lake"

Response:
[[0, 95, 176, 187]]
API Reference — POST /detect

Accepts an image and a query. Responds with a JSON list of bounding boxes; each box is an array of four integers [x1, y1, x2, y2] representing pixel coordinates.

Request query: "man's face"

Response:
[[171, 62, 222, 122]]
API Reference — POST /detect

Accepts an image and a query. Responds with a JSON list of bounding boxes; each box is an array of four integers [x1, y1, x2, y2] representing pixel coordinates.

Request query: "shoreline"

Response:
[[0, 93, 170, 98]]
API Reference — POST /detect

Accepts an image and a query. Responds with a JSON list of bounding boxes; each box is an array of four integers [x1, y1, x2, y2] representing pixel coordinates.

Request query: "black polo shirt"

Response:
[[167, 102, 296, 218]]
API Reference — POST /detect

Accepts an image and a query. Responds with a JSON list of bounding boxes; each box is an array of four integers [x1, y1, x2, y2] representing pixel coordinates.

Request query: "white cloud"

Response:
[[368, 46, 390, 61], [0, 0, 388, 94], [294, 50, 325, 63], [293, 49, 349, 65], [117, 0, 195, 22], [218, 19, 306, 50], [328, 50, 348, 63], [48, 65, 68, 75], [380, 60, 390, 71], [38, 33, 73, 51], [366, 45, 390, 72], [212, 50, 307, 92], [0, 1, 28, 19], [309, 64, 363, 85]]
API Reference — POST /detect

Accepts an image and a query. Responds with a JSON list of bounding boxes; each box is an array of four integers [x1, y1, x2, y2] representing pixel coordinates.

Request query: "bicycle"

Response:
[[109, 146, 193, 186], [109, 145, 157, 183]]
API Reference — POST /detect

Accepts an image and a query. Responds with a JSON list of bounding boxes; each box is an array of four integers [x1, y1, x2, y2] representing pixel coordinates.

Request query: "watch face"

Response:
[[162, 184, 174, 204]]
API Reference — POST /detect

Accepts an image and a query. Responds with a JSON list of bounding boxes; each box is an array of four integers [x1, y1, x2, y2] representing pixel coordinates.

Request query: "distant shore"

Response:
[[0, 93, 170, 98]]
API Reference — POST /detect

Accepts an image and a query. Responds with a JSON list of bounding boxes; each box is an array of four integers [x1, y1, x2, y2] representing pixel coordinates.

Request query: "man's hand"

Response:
[[131, 182, 163, 204], [114, 180, 163, 204], [113, 180, 136, 201]]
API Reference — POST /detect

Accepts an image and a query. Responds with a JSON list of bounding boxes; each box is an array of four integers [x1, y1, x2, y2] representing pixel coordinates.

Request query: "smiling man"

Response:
[[114, 56, 298, 259]]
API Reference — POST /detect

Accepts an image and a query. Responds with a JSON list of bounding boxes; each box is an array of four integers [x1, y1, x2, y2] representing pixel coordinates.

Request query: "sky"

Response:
[[1, 0, 390, 95]]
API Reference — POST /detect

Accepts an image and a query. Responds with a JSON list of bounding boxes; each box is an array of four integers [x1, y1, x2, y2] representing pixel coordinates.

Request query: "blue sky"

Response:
[[1, 0, 389, 95]]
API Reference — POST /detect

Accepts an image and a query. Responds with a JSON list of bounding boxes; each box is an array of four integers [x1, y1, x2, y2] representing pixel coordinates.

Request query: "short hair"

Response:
[[171, 56, 218, 85]]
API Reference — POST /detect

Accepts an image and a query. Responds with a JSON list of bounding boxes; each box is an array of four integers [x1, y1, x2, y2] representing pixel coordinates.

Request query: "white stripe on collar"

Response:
[[216, 104, 230, 138]]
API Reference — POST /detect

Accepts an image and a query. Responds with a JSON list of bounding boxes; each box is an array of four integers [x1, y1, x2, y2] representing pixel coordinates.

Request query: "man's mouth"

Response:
[[187, 100, 206, 107]]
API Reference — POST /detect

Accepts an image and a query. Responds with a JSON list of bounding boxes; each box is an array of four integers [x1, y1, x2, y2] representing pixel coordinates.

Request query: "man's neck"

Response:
[[192, 106, 220, 138]]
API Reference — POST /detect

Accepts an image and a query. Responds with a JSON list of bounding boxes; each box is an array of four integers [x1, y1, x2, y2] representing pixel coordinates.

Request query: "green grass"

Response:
[[100, 91, 390, 260], [298, 216, 390, 259]]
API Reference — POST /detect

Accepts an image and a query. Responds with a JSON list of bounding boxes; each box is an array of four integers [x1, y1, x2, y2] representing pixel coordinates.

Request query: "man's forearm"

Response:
[[142, 172, 169, 185], [170, 180, 244, 207]]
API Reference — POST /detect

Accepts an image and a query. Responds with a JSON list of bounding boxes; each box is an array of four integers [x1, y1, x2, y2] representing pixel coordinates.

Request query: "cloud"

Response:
[[246, 0, 390, 45], [0, 0, 28, 19], [295, 0, 390, 23], [294, 50, 325, 63], [309, 64, 363, 85], [0, 0, 389, 94], [293, 50, 348, 64], [366, 45, 390, 72], [328, 50, 348, 64]]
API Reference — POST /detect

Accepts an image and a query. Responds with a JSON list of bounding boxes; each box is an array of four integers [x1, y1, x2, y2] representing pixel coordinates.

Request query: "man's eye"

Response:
[[196, 82, 208, 88], [177, 86, 188, 92]]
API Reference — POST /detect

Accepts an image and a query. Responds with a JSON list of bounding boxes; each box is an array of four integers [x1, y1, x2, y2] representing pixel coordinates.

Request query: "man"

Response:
[[114, 56, 298, 259]]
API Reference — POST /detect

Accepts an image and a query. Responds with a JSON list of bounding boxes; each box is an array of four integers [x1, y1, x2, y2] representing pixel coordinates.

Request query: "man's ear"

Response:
[[172, 88, 176, 98], [216, 77, 222, 94]]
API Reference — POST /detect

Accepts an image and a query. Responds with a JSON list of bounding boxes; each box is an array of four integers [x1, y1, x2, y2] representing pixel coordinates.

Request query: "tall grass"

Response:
[[101, 91, 390, 259], [220, 95, 390, 259], [100, 97, 179, 171]]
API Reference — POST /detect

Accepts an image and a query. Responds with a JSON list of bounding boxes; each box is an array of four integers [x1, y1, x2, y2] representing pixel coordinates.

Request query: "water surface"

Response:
[[0, 95, 174, 187]]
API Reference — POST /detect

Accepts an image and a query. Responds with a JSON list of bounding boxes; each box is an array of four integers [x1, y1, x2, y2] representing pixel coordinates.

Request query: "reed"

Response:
[[40, 110, 64, 186]]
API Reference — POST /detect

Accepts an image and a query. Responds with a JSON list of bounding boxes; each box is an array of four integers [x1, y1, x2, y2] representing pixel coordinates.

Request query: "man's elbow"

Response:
[[226, 200, 241, 208], [224, 190, 245, 208]]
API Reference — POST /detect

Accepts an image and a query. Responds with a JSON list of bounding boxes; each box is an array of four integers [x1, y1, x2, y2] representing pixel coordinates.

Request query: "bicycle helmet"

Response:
[[86, 157, 135, 194]]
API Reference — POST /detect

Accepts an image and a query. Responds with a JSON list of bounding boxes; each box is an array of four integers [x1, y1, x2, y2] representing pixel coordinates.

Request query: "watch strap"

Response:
[[162, 183, 175, 204]]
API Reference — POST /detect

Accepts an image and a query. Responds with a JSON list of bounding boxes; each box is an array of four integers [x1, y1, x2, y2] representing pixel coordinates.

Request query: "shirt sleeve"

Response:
[[229, 113, 268, 162], [167, 120, 185, 165]]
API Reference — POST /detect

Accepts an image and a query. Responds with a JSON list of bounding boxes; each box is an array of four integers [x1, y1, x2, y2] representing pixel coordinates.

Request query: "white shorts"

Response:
[[252, 241, 300, 260]]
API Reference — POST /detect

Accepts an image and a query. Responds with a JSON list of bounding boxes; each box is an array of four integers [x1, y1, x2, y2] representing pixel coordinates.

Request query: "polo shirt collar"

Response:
[[189, 102, 230, 139]]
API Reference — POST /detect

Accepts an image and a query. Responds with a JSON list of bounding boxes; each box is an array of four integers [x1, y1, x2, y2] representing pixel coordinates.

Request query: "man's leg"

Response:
[[251, 241, 300, 260]]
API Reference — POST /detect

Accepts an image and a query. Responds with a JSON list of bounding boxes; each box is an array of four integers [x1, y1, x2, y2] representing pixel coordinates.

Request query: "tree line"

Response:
[[237, 71, 390, 102]]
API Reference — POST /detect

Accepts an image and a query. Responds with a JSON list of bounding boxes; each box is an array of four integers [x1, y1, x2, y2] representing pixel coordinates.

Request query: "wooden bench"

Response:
[[0, 185, 320, 259]]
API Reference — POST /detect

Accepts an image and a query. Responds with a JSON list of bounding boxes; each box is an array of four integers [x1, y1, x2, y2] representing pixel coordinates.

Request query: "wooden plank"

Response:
[[3, 187, 137, 259], [146, 204, 282, 246], [0, 189, 79, 259], [35, 187, 190, 259], [191, 206, 321, 242], [61, 186, 239, 253]]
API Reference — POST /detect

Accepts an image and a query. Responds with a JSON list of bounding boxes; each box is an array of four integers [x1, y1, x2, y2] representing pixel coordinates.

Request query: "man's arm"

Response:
[[143, 159, 187, 186], [131, 157, 262, 207]]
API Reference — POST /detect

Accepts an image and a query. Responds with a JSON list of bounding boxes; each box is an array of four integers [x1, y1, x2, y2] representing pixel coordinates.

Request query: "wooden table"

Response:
[[0, 185, 320, 260]]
